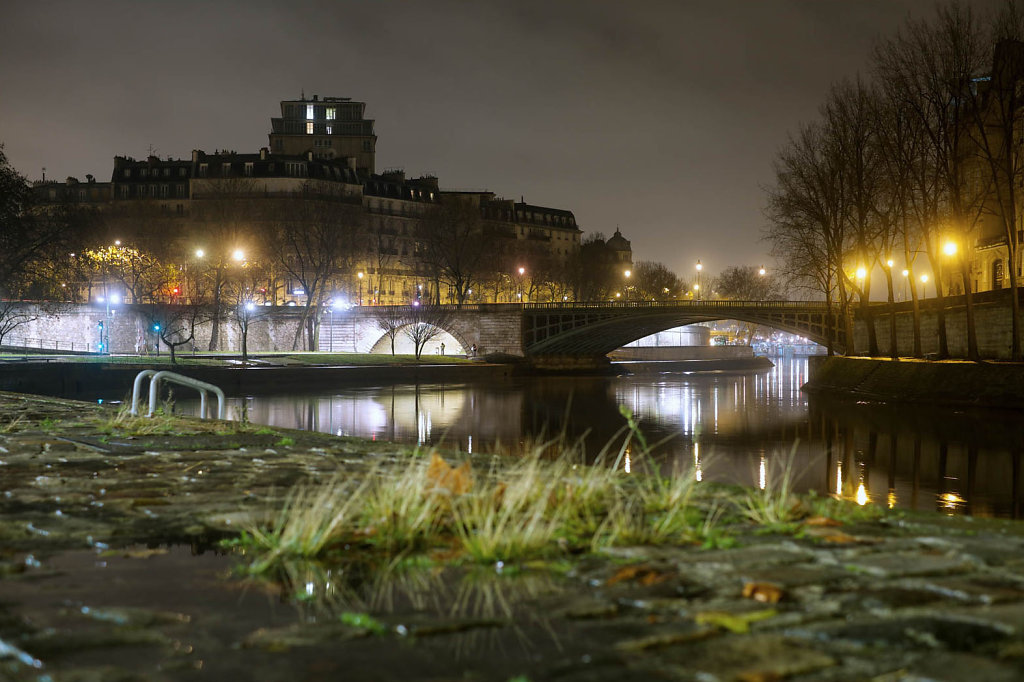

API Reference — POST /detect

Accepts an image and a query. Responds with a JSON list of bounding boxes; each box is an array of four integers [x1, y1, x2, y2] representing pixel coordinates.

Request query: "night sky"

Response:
[[0, 0, 998, 278]]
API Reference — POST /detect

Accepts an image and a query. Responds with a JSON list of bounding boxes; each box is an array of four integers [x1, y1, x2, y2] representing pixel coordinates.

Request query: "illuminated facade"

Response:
[[31, 95, 612, 304]]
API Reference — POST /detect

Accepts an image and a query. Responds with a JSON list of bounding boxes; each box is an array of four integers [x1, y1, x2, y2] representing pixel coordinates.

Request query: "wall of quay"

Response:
[[804, 355, 1024, 409]]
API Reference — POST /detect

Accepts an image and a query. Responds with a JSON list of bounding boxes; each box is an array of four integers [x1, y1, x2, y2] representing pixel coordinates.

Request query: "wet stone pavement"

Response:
[[4, 392, 1024, 680]]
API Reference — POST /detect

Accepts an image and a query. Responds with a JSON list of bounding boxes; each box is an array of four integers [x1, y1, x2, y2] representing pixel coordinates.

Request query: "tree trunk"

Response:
[[884, 268, 897, 360], [961, 261, 979, 361]]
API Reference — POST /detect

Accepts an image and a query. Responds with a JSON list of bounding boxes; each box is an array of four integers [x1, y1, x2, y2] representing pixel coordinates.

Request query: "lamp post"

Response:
[[901, 269, 909, 301], [758, 265, 766, 277], [920, 273, 929, 298], [695, 260, 703, 301], [517, 266, 525, 302], [624, 269, 631, 302], [357, 271, 364, 306], [943, 238, 979, 360]]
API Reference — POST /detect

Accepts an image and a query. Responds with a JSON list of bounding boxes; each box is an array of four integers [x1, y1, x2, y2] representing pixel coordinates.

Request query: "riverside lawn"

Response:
[[4, 391, 1024, 681]]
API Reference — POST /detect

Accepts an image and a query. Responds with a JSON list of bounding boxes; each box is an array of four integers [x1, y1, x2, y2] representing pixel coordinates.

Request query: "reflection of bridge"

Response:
[[345, 300, 843, 368]]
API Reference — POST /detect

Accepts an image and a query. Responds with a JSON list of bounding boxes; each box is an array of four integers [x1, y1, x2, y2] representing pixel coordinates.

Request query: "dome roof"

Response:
[[606, 228, 631, 251]]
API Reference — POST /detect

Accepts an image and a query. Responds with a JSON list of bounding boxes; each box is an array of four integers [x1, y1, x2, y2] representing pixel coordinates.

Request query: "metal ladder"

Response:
[[130, 370, 226, 420]]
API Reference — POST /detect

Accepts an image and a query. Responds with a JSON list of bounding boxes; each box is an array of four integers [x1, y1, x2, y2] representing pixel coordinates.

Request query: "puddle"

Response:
[[0, 545, 625, 681]]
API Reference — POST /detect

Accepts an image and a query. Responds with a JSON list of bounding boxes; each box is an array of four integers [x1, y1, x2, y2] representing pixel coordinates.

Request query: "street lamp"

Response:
[[624, 269, 631, 301], [758, 265, 766, 276], [357, 271, 364, 306], [920, 273, 929, 298], [901, 269, 910, 301], [517, 266, 525, 302], [695, 260, 703, 300], [232, 249, 245, 262]]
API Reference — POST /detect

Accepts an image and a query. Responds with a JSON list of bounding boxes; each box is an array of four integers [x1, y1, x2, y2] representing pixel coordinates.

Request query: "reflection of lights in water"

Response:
[[694, 442, 702, 482], [417, 411, 432, 445], [468, 435, 472, 454], [624, 449, 631, 474], [940, 491, 965, 511], [887, 489, 897, 509], [855, 482, 869, 506], [305, 582, 315, 597], [835, 462, 843, 496], [758, 455, 766, 490]]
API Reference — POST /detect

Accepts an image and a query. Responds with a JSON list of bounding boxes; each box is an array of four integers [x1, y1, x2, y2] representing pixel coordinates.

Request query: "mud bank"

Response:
[[803, 356, 1024, 409]]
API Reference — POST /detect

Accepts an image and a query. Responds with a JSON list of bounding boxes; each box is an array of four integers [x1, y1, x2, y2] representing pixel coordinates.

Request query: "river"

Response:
[[174, 357, 1024, 519]]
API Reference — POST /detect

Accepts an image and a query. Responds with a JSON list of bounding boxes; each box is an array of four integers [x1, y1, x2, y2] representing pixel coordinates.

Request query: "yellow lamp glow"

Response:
[[943, 241, 958, 257]]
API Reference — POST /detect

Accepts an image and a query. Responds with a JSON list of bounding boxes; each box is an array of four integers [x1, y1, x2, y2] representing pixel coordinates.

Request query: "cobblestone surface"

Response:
[[3, 391, 1024, 680]]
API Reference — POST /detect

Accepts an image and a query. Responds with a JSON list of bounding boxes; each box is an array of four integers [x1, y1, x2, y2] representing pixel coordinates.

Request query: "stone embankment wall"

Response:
[[804, 355, 1024, 409], [1, 302, 527, 357], [850, 293, 1019, 359], [2, 303, 305, 354]]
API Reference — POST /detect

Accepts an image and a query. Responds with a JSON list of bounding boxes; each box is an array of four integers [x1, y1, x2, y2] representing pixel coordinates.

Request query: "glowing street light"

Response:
[[357, 271, 364, 306], [920, 273, 929, 298], [695, 260, 703, 300], [232, 249, 245, 262], [195, 248, 205, 259], [943, 240, 958, 257], [901, 268, 910, 300], [758, 265, 766, 276], [855, 267, 867, 281]]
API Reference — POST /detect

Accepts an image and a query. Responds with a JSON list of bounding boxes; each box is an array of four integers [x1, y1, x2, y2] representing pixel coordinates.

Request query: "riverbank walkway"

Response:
[[2, 391, 1024, 680]]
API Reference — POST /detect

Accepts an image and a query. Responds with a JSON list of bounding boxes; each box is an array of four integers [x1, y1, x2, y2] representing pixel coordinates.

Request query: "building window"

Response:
[[306, 104, 314, 120], [119, 185, 129, 199], [244, 162, 253, 176], [123, 169, 131, 178], [363, 140, 371, 152], [140, 168, 149, 177], [222, 162, 232, 175], [307, 122, 314, 134], [176, 204, 184, 215], [199, 164, 208, 177], [326, 126, 332, 135], [160, 184, 169, 198], [176, 184, 186, 198], [163, 168, 170, 177], [326, 107, 336, 120]]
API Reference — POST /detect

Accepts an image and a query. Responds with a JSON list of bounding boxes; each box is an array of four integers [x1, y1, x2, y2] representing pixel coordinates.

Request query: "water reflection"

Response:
[[177, 358, 1024, 518]]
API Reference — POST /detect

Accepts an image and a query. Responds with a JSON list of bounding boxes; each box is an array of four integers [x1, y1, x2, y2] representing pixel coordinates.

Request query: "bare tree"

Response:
[[418, 199, 489, 305], [143, 303, 203, 364], [372, 305, 407, 355], [260, 188, 364, 350], [764, 122, 852, 355], [632, 261, 685, 301], [401, 304, 455, 360], [873, 3, 988, 359]]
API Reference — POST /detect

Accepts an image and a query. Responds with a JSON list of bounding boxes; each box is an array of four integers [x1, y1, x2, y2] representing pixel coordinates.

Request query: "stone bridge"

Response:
[[338, 300, 842, 368]]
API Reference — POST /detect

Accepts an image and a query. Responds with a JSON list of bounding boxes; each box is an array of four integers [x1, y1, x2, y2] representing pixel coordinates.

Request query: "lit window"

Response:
[[244, 162, 253, 176], [306, 104, 314, 120], [326, 107, 336, 120], [307, 122, 314, 134], [123, 169, 131, 178], [326, 126, 332, 135]]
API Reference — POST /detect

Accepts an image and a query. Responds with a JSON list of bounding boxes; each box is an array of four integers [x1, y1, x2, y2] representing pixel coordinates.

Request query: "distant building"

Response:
[[269, 94, 377, 173], [31, 94, 628, 306]]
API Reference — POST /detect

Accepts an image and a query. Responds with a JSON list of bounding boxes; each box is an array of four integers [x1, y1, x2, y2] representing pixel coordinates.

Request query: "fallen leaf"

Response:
[[426, 452, 473, 495], [695, 609, 777, 634], [742, 582, 784, 604], [606, 564, 674, 587]]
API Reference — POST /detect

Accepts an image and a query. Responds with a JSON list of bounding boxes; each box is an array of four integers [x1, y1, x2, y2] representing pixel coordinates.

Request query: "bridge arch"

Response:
[[521, 302, 842, 356]]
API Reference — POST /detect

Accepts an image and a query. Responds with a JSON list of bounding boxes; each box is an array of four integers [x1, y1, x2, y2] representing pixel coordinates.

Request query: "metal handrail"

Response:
[[130, 370, 225, 420]]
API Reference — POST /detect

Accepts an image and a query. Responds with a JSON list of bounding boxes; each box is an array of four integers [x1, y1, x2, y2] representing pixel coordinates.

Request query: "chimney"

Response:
[[260, 147, 268, 160]]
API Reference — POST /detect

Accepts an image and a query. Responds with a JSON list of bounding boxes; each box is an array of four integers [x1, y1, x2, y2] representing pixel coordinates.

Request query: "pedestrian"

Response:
[[440, 342, 445, 355], [470, 343, 477, 357]]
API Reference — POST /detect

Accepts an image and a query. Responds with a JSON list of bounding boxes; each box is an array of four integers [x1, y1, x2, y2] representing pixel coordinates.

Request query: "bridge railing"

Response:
[[409, 300, 836, 312]]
